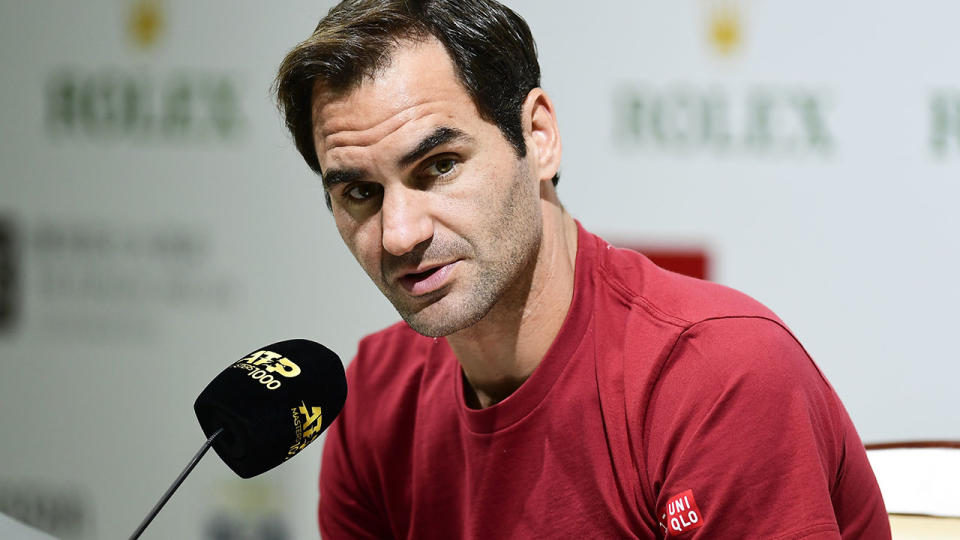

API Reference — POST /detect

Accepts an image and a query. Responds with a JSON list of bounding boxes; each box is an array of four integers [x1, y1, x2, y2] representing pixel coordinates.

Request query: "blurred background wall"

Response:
[[1, 1, 957, 538]]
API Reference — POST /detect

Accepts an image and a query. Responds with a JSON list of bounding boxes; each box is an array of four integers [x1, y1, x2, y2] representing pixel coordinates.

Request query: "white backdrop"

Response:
[[1, 1, 957, 538]]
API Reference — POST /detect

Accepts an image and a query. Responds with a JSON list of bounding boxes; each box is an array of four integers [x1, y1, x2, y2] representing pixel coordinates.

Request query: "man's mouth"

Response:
[[397, 261, 459, 296]]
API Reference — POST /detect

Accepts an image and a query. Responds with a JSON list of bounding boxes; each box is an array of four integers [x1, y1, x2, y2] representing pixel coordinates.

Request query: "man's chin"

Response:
[[396, 298, 485, 338], [400, 309, 471, 338]]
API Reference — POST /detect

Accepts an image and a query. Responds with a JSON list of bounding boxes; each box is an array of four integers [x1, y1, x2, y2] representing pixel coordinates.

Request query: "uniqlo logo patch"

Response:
[[658, 489, 704, 536]]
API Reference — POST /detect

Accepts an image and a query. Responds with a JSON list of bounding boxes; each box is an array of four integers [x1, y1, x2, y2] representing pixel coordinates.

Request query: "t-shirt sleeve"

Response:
[[318, 365, 392, 539], [642, 317, 857, 539]]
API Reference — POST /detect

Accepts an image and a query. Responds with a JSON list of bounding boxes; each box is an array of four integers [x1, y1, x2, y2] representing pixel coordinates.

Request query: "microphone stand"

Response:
[[129, 428, 223, 539]]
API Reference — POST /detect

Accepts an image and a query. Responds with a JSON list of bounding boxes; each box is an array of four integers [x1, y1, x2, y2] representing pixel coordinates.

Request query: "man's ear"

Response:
[[522, 88, 562, 183]]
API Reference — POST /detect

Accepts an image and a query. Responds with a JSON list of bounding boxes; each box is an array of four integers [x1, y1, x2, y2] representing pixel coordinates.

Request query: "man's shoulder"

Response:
[[590, 238, 806, 381], [590, 235, 781, 329]]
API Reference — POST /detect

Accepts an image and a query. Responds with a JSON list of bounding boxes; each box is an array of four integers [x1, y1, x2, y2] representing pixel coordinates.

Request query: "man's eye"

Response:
[[425, 159, 456, 177], [345, 183, 381, 201]]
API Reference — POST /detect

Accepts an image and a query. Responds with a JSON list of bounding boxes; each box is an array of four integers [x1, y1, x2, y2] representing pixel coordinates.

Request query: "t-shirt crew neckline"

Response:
[[451, 221, 596, 435]]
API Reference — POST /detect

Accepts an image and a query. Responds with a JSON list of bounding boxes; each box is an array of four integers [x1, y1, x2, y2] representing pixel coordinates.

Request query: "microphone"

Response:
[[129, 340, 347, 539], [194, 339, 347, 478]]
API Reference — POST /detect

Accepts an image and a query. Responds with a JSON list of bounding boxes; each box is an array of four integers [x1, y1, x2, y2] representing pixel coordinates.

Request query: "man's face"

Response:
[[312, 38, 543, 337]]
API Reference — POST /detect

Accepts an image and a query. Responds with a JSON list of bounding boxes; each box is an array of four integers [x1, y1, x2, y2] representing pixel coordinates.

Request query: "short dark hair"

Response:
[[274, 0, 559, 186]]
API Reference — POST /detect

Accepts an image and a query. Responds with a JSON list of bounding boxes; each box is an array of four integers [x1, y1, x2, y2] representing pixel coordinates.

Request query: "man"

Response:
[[274, 0, 890, 537]]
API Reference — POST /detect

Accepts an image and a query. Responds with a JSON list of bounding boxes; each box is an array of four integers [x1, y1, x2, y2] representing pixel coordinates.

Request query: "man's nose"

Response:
[[381, 186, 433, 256]]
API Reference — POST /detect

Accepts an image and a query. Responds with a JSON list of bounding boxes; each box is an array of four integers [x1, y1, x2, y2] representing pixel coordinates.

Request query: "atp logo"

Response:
[[233, 349, 301, 390], [299, 403, 323, 439], [240, 350, 301, 377], [288, 402, 323, 457]]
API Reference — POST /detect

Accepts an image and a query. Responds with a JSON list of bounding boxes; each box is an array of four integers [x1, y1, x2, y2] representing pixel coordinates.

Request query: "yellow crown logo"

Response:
[[128, 0, 165, 49], [708, 3, 742, 56]]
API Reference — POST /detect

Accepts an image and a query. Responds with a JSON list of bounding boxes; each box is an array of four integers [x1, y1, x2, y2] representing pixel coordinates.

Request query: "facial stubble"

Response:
[[386, 161, 543, 338]]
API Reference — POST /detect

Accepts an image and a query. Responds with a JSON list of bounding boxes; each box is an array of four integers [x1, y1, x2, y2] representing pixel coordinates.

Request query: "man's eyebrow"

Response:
[[321, 168, 365, 189], [320, 127, 470, 189], [398, 127, 472, 168]]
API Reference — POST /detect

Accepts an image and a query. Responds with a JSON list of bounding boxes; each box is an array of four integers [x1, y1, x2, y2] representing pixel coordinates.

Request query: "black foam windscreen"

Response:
[[194, 339, 347, 478]]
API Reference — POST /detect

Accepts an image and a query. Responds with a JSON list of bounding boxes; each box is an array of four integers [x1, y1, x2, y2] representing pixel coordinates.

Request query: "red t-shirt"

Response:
[[319, 224, 890, 539]]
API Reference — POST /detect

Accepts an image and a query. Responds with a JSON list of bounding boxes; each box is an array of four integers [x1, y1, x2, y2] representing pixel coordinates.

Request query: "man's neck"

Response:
[[447, 199, 578, 409]]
